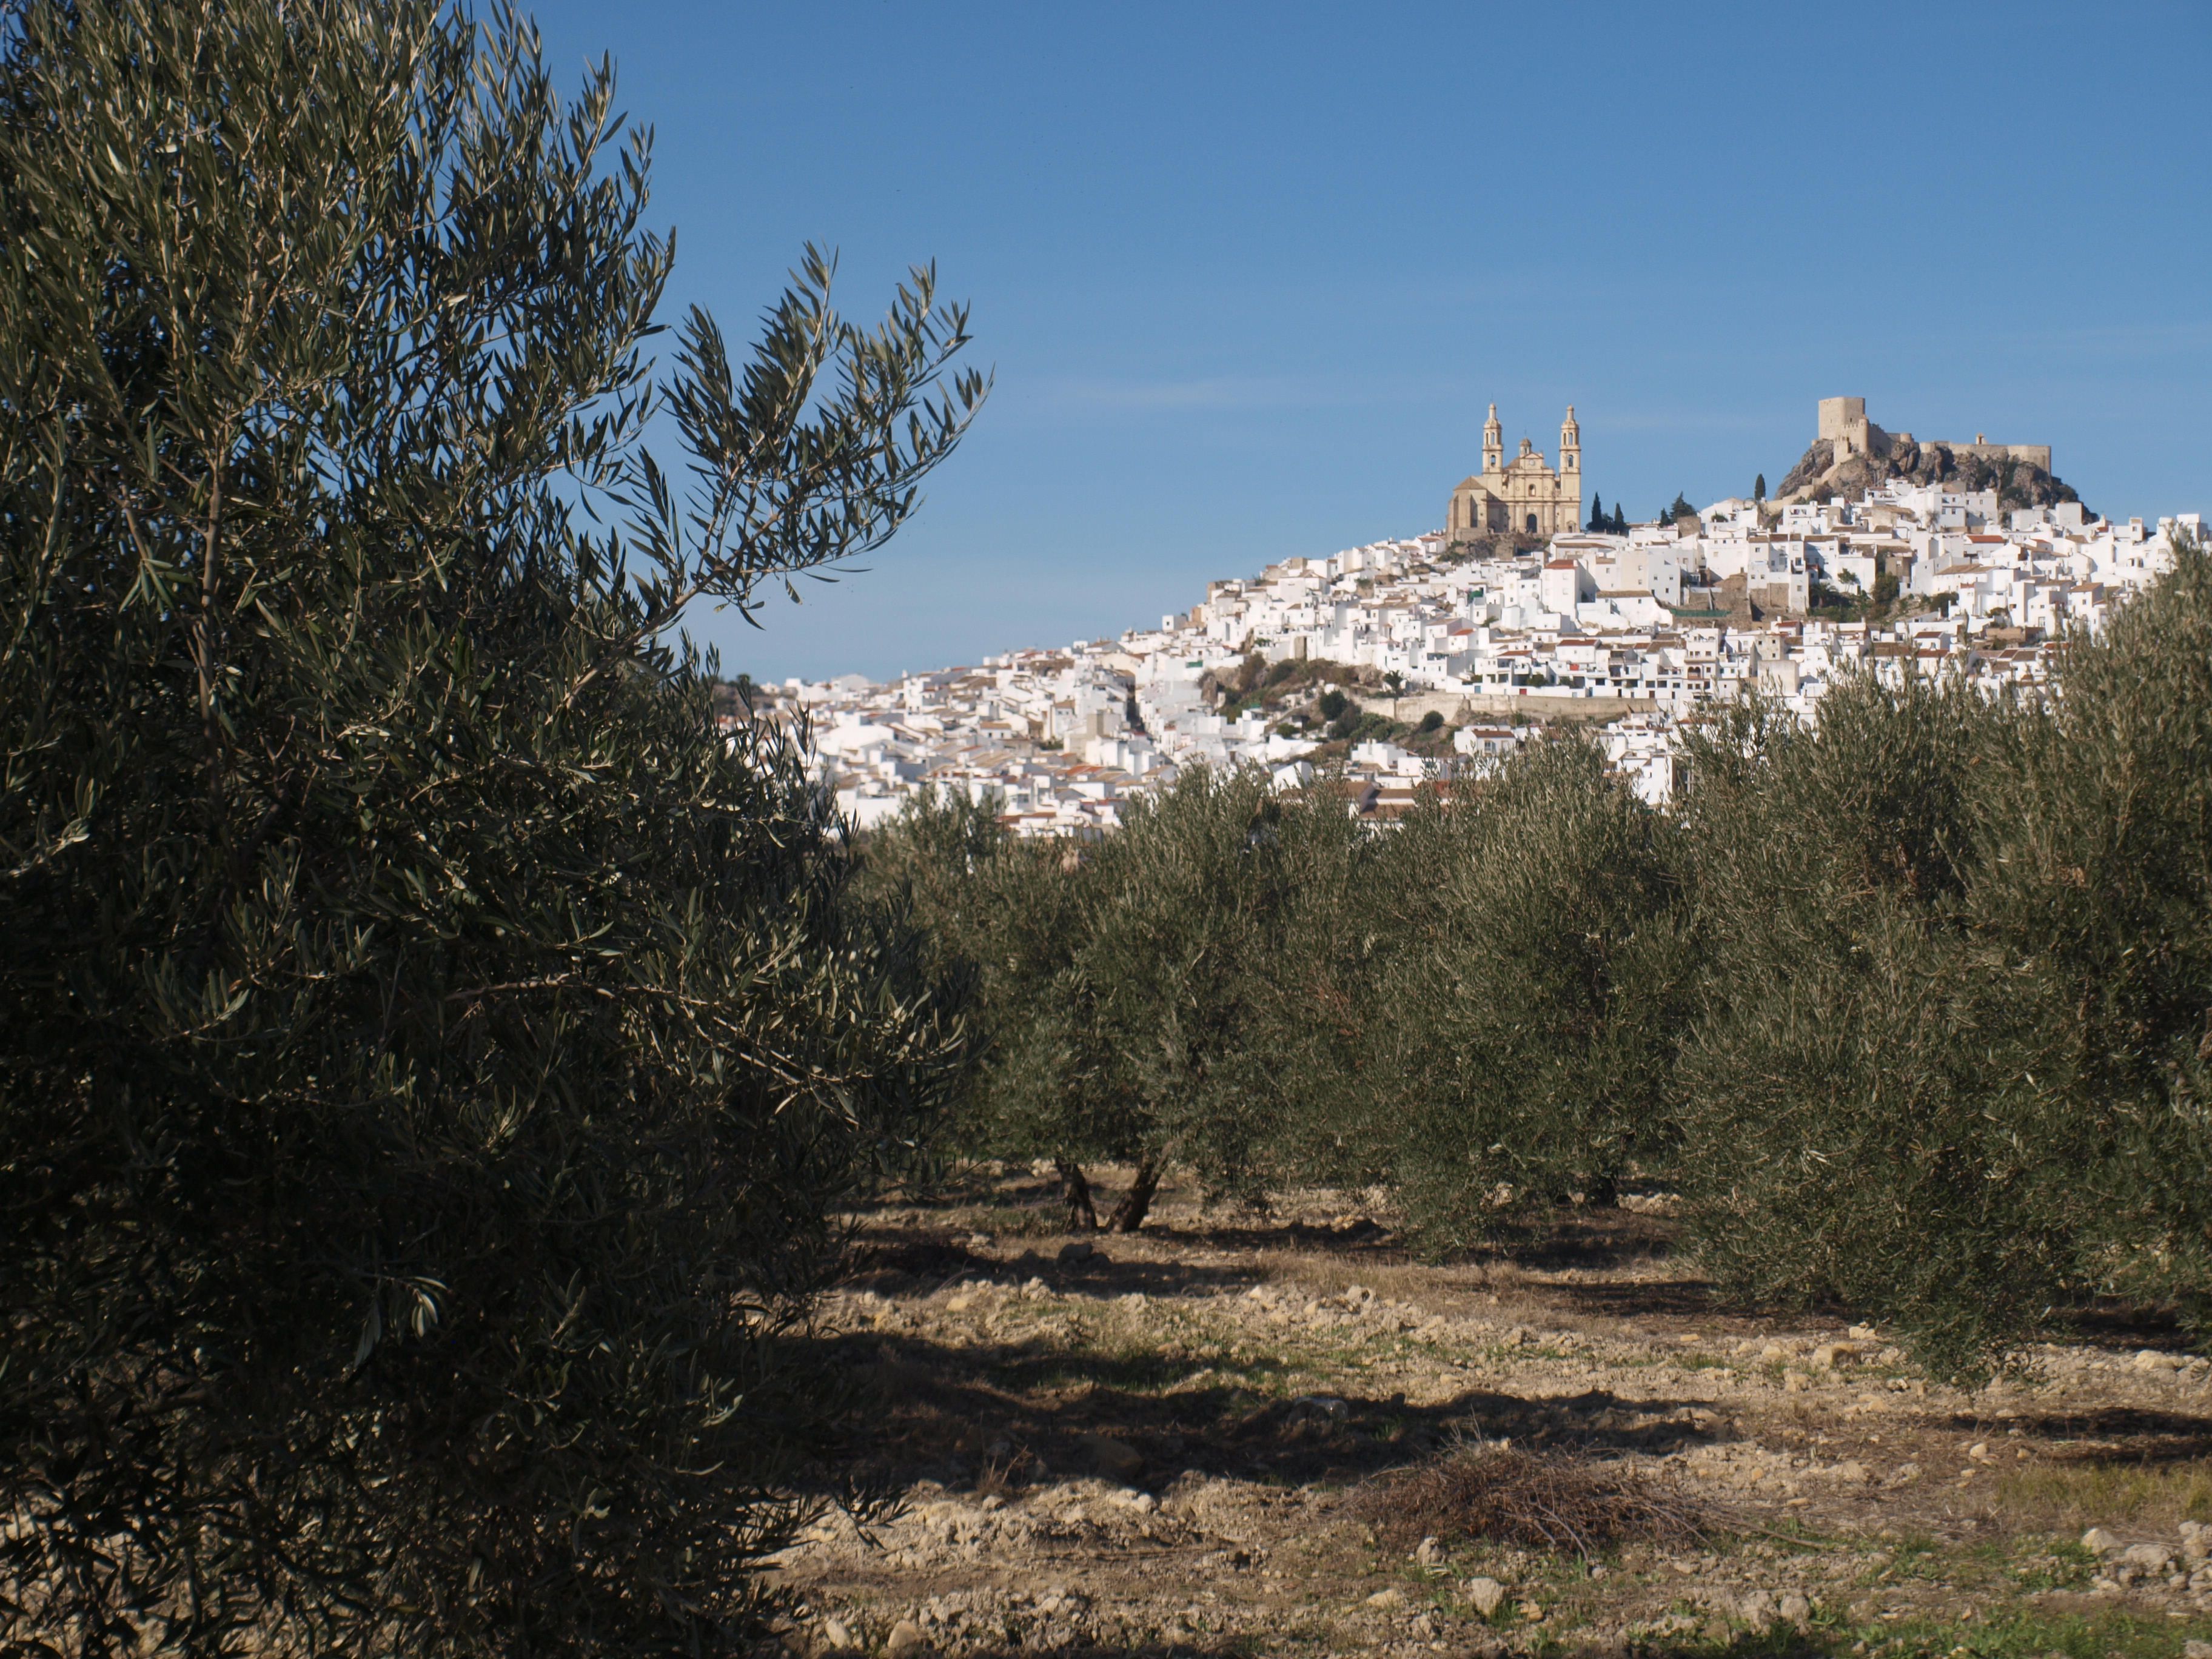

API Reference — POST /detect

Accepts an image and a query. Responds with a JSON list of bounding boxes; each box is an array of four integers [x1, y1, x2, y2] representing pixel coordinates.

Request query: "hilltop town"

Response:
[[745, 399, 2202, 836]]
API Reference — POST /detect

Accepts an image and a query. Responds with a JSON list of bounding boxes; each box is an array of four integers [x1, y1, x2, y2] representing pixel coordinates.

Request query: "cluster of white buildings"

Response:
[[756, 483, 2200, 833]]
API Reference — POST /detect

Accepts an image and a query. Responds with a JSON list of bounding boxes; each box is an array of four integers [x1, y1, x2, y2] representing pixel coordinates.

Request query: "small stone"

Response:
[[1783, 1369, 1811, 1392], [1366, 1587, 1407, 1610], [1835, 1460, 1871, 1483], [885, 1620, 929, 1657], [1057, 1241, 1095, 1264], [1291, 1393, 1350, 1421], [2121, 1543, 2174, 1570], [1812, 1341, 1864, 1369], [816, 1618, 854, 1652], [1848, 1324, 1879, 1341], [2082, 1526, 2122, 1555], [1464, 1577, 1506, 1618], [943, 1293, 975, 1313], [2132, 1349, 2180, 1372], [1415, 1535, 1443, 1567], [1778, 1592, 1812, 1626], [965, 1233, 993, 1251], [1734, 1589, 1777, 1630], [1760, 1343, 1790, 1363], [2183, 1642, 2212, 1659]]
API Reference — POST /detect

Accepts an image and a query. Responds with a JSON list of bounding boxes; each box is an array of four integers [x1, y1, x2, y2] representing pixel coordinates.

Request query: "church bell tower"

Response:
[[1482, 403, 1504, 475], [1560, 405, 1580, 484]]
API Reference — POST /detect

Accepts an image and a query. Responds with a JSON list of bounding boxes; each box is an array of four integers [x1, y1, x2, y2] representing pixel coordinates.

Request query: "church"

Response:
[[1447, 404, 1583, 541]]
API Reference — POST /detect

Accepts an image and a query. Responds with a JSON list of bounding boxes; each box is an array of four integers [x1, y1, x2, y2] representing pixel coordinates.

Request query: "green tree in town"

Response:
[[1588, 492, 1607, 531], [1754, 472, 1766, 502], [0, 2, 983, 1652]]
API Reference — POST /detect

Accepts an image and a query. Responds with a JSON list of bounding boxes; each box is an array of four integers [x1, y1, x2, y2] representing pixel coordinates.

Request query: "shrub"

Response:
[[0, 2, 981, 1651]]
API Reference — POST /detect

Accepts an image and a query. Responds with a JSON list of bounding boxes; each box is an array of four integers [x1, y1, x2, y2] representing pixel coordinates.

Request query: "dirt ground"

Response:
[[763, 1167, 2212, 1659]]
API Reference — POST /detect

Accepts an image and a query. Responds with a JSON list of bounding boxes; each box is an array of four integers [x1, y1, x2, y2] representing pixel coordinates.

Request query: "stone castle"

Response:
[[1817, 395, 2050, 474], [1447, 404, 1584, 542]]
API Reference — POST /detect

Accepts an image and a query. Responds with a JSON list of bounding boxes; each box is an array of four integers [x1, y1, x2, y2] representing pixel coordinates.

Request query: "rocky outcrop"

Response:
[[1775, 432, 2085, 514]]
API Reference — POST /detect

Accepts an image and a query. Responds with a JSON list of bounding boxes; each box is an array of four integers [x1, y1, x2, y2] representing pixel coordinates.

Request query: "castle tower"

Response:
[[1560, 406, 1580, 484], [1482, 403, 1503, 475]]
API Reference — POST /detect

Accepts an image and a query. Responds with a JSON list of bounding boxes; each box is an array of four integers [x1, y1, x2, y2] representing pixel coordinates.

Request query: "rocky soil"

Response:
[[762, 1168, 2212, 1658]]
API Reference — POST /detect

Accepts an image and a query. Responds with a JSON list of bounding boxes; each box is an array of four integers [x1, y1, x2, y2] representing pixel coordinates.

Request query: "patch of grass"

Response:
[[1845, 1605, 2212, 1659], [1996, 1455, 2212, 1533], [1728, 1516, 1846, 1557], [943, 1202, 1071, 1238], [1857, 1532, 1948, 1584], [1626, 1603, 2212, 1658]]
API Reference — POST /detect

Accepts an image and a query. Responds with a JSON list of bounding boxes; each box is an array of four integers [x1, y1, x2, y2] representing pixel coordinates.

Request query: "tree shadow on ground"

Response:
[[802, 1626, 1834, 1658], [816, 1327, 1735, 1499], [2050, 1298, 2201, 1355], [842, 1232, 1273, 1302], [1976, 1404, 2212, 1462]]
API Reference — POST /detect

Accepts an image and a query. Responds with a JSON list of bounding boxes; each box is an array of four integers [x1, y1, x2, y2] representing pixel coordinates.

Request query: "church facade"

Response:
[[1447, 404, 1583, 541]]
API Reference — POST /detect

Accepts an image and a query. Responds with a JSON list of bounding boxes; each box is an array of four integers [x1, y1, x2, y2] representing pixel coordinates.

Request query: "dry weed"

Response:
[[1996, 1456, 2212, 1533], [1358, 1443, 1709, 1558]]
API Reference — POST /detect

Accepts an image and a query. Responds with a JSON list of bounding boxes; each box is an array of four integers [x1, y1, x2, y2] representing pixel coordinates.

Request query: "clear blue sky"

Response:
[[525, 1, 2212, 684]]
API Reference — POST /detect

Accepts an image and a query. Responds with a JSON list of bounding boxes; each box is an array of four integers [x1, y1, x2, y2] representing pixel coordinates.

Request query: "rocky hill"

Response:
[[1775, 431, 2085, 515]]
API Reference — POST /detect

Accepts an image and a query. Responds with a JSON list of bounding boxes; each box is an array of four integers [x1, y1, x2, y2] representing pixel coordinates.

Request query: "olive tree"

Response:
[[1670, 674, 2036, 1378], [0, 2, 982, 1652], [1365, 736, 1695, 1249]]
